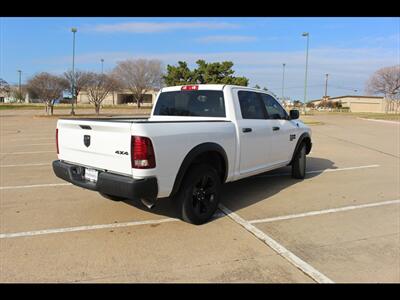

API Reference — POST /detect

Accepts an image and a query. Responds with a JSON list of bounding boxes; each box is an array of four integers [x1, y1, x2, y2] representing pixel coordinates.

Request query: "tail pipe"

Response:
[[141, 198, 156, 209]]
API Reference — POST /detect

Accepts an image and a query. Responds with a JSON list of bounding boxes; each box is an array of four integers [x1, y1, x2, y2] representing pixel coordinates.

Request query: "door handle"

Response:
[[273, 126, 280, 131], [242, 128, 252, 133]]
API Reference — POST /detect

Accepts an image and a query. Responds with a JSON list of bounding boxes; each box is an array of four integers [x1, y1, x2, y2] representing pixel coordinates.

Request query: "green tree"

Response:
[[163, 60, 248, 87], [163, 61, 197, 86]]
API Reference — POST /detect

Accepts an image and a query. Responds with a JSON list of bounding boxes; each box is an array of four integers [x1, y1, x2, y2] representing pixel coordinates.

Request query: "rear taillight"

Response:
[[181, 85, 199, 91], [56, 128, 59, 154], [131, 136, 156, 169]]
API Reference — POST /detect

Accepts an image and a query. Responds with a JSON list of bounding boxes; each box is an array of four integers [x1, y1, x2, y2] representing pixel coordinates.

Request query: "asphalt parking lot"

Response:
[[0, 110, 399, 283]]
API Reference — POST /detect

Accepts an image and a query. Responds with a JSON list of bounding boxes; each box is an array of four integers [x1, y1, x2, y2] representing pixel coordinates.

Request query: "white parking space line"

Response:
[[1, 133, 54, 137], [1, 143, 54, 146], [0, 150, 55, 155], [219, 204, 334, 283], [9, 138, 53, 142], [0, 218, 179, 239], [248, 199, 400, 224], [0, 163, 50, 168], [0, 183, 72, 190], [0, 212, 228, 239], [358, 118, 400, 125], [306, 164, 380, 173], [257, 164, 380, 178]]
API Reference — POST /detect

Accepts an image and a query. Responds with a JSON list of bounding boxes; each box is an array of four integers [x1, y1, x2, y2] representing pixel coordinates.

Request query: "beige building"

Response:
[[310, 95, 387, 113], [77, 89, 159, 106]]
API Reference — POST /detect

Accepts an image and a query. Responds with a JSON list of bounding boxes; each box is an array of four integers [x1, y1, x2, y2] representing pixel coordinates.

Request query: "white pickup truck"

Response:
[[53, 84, 312, 224]]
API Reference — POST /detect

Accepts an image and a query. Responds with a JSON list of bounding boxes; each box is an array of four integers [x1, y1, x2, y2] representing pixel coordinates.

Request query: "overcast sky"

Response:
[[1, 17, 399, 100]]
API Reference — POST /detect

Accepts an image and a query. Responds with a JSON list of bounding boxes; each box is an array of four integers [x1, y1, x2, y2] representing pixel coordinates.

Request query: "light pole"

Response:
[[324, 73, 329, 98], [101, 58, 104, 74], [70, 27, 77, 115], [281, 63, 286, 102], [302, 32, 310, 114], [17, 70, 22, 102]]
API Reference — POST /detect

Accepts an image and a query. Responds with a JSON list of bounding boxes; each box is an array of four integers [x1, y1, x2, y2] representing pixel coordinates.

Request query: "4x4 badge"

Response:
[[115, 150, 129, 155], [290, 134, 296, 141]]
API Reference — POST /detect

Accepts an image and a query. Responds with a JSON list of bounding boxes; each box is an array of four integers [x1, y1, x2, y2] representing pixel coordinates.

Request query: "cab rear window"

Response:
[[153, 90, 226, 117]]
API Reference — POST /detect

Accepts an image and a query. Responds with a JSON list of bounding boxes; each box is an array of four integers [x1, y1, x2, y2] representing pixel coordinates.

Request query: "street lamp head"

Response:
[[283, 63, 286, 67], [71, 27, 77, 33], [101, 58, 104, 63], [302, 32, 309, 37]]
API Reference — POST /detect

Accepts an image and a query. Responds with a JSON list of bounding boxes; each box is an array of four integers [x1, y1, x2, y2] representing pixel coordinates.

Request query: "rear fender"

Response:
[[169, 143, 228, 198]]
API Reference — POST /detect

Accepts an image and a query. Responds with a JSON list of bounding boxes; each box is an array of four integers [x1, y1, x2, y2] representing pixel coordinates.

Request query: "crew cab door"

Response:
[[259, 93, 298, 164], [234, 90, 274, 175]]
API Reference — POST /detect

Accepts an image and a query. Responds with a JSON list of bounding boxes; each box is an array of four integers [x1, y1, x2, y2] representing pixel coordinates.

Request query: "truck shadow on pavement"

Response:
[[122, 157, 336, 221]]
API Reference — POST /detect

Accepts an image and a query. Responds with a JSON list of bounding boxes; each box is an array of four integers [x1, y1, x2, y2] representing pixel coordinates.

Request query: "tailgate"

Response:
[[57, 119, 133, 176]]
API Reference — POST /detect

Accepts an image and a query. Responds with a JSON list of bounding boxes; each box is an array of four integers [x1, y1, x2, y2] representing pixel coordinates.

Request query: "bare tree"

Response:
[[26, 73, 69, 115], [0, 78, 11, 96], [113, 59, 163, 108], [85, 73, 119, 115], [10, 85, 27, 103], [64, 70, 92, 113], [366, 65, 400, 113], [64, 70, 90, 114]]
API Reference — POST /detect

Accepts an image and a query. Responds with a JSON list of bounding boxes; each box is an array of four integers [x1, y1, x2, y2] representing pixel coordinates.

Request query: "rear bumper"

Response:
[[52, 160, 158, 201]]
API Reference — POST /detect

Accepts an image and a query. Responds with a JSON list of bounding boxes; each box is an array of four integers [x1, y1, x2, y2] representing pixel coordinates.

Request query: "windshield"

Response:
[[153, 90, 226, 117]]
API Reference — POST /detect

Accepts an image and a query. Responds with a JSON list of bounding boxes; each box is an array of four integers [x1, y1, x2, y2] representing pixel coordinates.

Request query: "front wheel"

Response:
[[291, 143, 307, 179], [175, 164, 221, 225]]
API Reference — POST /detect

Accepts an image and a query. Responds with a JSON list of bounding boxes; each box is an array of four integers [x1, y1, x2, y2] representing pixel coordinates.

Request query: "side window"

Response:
[[260, 94, 288, 120], [238, 91, 267, 119]]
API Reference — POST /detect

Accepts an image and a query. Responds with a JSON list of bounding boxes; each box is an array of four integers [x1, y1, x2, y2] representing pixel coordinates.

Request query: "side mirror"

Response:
[[289, 109, 299, 120]]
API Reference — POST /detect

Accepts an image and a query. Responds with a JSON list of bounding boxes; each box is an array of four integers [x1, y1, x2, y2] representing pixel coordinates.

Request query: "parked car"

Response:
[[53, 84, 312, 224]]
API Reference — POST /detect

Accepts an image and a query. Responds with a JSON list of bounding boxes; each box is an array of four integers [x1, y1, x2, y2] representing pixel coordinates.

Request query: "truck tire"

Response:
[[291, 143, 306, 179], [99, 192, 126, 202], [175, 164, 221, 225]]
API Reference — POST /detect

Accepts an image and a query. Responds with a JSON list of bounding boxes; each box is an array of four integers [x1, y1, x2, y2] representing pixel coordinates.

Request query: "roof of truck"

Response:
[[160, 84, 267, 92]]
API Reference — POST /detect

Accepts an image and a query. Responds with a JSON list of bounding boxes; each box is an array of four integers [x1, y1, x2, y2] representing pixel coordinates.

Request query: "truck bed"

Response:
[[60, 117, 231, 123]]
